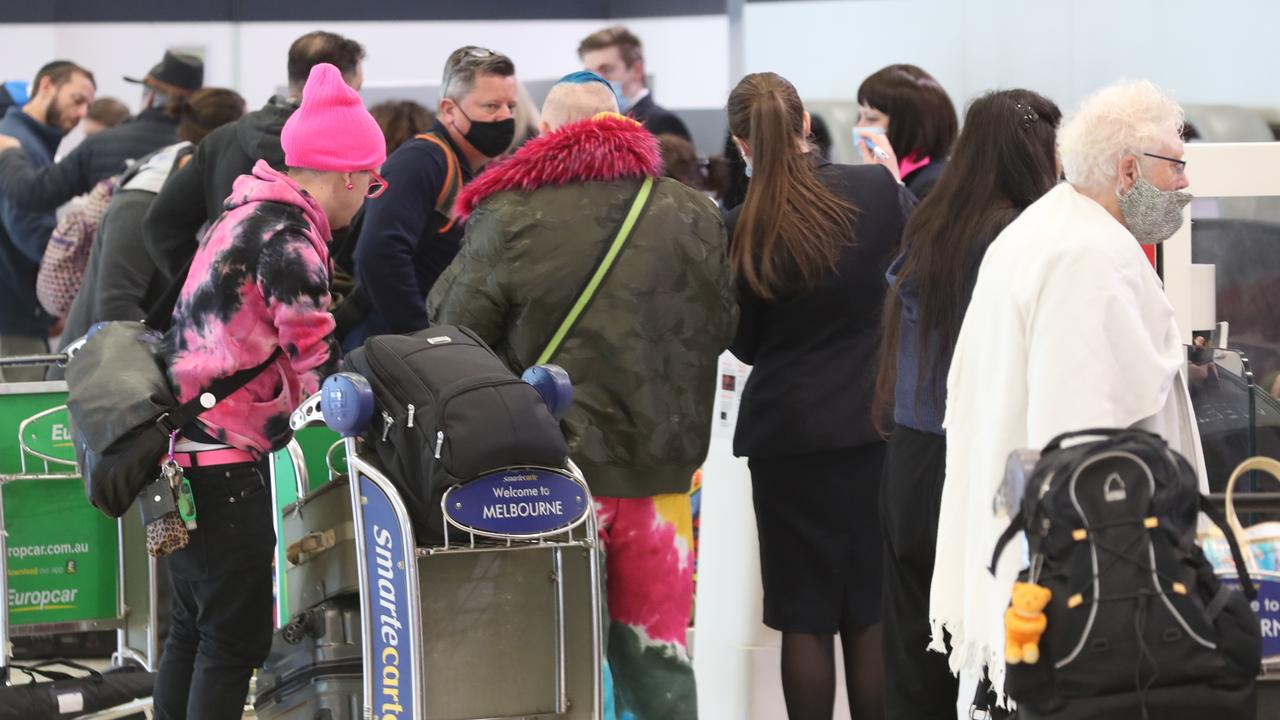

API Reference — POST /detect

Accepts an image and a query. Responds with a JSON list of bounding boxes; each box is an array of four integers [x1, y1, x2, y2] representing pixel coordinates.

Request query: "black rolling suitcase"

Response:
[[254, 595, 363, 720], [0, 661, 154, 719]]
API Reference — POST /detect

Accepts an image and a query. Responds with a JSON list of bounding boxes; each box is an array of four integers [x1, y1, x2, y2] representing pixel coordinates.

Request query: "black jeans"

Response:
[[153, 459, 275, 720], [880, 427, 960, 719]]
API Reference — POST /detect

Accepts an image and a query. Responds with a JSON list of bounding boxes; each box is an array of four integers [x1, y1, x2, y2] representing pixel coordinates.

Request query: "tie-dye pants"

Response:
[[595, 493, 697, 720]]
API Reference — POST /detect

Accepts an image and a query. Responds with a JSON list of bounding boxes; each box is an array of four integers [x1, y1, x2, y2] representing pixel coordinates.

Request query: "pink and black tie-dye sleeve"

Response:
[[257, 227, 340, 395]]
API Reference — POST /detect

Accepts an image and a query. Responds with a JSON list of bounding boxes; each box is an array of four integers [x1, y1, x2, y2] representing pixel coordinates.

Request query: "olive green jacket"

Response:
[[429, 115, 736, 497]]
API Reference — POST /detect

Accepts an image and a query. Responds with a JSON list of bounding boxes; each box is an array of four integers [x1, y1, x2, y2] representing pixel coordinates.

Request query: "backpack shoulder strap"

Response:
[[988, 510, 1025, 575], [415, 131, 464, 233], [1198, 494, 1258, 600]]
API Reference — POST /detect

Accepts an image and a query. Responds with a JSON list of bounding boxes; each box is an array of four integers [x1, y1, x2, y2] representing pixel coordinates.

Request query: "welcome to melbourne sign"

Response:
[[444, 468, 588, 538]]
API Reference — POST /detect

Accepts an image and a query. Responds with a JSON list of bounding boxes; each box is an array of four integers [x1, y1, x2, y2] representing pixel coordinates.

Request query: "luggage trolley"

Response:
[[0, 352, 160, 681], [275, 370, 604, 720]]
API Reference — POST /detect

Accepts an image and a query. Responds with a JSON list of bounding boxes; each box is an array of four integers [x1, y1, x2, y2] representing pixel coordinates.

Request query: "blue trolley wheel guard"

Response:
[[320, 372, 375, 437]]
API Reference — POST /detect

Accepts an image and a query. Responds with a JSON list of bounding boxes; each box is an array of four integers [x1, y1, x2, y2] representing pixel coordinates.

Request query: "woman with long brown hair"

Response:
[[726, 71, 909, 720], [873, 89, 1061, 719]]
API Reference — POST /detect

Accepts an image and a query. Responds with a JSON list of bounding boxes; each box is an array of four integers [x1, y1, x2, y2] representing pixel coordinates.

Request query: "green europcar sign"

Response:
[[1, 386, 117, 626]]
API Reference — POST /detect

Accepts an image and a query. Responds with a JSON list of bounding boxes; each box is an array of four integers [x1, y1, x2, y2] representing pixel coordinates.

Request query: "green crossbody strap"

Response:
[[536, 175, 654, 365]]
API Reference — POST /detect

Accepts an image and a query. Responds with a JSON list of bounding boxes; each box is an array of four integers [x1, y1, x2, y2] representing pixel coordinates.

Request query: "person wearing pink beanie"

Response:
[[153, 62, 385, 720]]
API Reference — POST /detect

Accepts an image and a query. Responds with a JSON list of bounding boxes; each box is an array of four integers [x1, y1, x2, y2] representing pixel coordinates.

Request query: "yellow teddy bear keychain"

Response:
[[1005, 581, 1052, 664]]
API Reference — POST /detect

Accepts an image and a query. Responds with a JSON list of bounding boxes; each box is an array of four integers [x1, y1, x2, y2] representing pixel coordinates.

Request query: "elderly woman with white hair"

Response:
[[929, 79, 1202, 706]]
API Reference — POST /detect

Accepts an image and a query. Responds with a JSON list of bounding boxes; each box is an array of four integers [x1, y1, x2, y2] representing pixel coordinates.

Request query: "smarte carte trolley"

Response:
[[265, 371, 604, 719]]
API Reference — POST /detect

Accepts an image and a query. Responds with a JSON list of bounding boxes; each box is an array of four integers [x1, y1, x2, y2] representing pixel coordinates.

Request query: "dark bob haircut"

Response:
[[857, 64, 958, 162]]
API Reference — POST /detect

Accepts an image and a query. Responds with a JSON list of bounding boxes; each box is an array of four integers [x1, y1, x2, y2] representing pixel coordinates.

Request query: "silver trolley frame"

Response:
[[288, 390, 605, 719]]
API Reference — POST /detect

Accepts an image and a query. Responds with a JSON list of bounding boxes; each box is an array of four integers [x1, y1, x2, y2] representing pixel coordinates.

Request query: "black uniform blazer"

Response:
[[628, 93, 692, 142], [903, 158, 946, 201], [726, 158, 912, 459]]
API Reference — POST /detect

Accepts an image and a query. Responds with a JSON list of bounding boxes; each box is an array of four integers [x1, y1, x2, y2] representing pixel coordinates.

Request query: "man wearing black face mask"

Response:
[[353, 46, 517, 338]]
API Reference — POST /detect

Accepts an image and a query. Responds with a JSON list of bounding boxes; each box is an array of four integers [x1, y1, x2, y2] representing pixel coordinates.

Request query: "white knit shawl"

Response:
[[930, 183, 1207, 700]]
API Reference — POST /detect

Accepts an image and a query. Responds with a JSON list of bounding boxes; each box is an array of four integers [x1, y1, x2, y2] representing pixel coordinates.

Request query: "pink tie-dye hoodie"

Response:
[[167, 159, 340, 455]]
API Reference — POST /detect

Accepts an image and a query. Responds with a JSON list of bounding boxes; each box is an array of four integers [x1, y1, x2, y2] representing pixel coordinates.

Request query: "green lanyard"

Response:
[[536, 176, 654, 365]]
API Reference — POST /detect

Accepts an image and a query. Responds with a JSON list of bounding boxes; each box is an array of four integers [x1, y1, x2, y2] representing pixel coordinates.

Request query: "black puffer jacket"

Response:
[[142, 96, 297, 280]]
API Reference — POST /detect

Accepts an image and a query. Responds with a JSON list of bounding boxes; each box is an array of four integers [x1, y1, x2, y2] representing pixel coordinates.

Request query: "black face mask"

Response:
[[452, 106, 516, 158]]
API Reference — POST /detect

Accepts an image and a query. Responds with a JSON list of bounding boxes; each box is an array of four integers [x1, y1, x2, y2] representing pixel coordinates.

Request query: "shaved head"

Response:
[[541, 81, 619, 131]]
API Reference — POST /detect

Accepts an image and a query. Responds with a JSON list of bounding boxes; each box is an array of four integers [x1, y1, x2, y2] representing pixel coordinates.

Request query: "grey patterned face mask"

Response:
[[1117, 173, 1192, 245]]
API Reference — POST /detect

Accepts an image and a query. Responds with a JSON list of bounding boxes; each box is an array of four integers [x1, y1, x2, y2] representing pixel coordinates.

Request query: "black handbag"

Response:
[[65, 321, 280, 518], [0, 660, 155, 719]]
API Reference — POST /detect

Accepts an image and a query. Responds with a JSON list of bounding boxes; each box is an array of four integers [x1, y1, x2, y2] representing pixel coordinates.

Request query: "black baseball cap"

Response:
[[124, 50, 203, 96]]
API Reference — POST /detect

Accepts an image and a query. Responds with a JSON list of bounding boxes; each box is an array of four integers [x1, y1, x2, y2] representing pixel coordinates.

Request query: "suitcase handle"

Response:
[[286, 529, 336, 566]]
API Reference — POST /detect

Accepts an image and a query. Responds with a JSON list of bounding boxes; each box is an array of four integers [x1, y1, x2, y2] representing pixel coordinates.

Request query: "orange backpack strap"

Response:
[[415, 132, 463, 233]]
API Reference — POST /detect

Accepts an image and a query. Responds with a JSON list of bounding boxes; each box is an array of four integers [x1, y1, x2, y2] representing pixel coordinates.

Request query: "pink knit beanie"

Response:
[[281, 63, 386, 172]]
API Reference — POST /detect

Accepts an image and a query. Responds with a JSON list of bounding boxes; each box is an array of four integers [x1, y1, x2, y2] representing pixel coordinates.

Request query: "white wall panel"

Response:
[[745, 0, 1280, 119], [1, 23, 237, 113], [0, 16, 729, 113]]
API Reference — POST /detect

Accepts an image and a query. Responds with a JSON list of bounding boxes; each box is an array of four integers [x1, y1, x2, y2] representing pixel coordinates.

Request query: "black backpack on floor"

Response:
[[990, 429, 1261, 720], [343, 326, 568, 543]]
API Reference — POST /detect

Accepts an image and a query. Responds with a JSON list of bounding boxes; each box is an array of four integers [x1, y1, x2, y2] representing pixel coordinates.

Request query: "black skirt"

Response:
[[749, 442, 886, 633]]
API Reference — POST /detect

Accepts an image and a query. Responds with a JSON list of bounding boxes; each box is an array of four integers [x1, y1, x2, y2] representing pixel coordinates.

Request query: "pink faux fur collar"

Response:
[[455, 114, 662, 220]]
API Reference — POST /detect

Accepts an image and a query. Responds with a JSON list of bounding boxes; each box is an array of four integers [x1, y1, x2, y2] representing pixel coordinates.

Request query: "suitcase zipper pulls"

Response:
[[434, 430, 444, 459], [381, 411, 393, 442], [406, 403, 416, 428]]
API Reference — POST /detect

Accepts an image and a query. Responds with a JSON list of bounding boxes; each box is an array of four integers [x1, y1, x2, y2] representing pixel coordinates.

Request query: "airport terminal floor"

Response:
[[2, 2, 1280, 719]]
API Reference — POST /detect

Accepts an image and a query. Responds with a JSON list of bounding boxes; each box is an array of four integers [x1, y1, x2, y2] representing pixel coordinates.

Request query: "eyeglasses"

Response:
[[366, 170, 388, 199], [1142, 152, 1187, 177]]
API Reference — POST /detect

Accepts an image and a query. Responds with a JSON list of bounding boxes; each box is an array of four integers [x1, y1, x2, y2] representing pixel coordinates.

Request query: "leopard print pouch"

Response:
[[145, 513, 189, 557], [139, 471, 189, 557]]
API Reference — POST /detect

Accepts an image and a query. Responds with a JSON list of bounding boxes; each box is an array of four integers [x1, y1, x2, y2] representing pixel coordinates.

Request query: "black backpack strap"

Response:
[[988, 511, 1024, 575], [143, 256, 193, 332], [1198, 494, 1257, 600], [9, 658, 105, 684], [1204, 583, 1235, 623], [159, 347, 285, 434], [971, 672, 1004, 719]]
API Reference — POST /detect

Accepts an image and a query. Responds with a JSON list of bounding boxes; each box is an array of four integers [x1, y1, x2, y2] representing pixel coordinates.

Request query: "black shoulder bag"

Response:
[[66, 292, 281, 517]]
